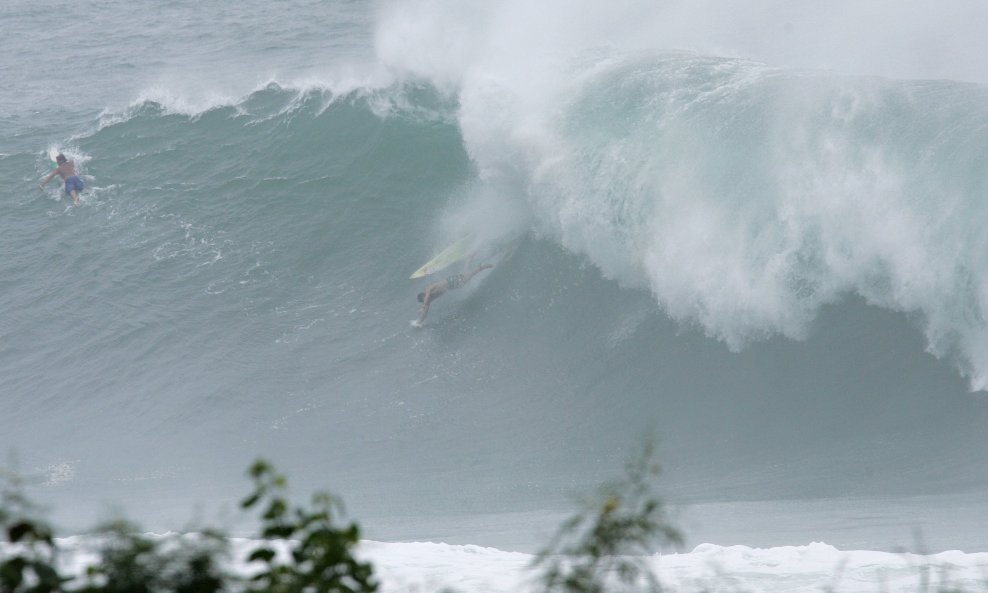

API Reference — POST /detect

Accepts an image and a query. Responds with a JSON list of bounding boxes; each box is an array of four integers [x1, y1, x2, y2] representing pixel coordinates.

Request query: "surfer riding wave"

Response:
[[414, 259, 493, 326], [40, 153, 84, 205]]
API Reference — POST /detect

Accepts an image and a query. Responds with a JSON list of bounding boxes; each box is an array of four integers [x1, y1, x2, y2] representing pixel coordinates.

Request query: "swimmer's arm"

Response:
[[39, 169, 58, 188], [418, 287, 434, 323]]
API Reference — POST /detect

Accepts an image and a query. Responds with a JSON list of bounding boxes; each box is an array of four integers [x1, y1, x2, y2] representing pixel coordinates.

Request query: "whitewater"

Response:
[[3, 0, 988, 591]]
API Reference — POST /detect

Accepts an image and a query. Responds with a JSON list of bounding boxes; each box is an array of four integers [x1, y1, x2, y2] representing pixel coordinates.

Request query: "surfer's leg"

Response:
[[66, 176, 83, 204]]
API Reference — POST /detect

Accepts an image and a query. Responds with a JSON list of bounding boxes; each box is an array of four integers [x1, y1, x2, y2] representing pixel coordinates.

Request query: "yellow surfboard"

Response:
[[410, 235, 476, 279]]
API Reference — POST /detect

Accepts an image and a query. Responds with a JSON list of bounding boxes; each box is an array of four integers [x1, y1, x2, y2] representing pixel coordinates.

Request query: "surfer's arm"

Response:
[[39, 170, 58, 188], [418, 289, 433, 323]]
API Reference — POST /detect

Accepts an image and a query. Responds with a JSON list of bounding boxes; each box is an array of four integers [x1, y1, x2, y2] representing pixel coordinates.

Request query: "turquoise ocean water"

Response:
[[3, 0, 988, 558]]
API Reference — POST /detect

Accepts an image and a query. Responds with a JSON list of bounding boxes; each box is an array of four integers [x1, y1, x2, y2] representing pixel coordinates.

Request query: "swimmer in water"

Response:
[[415, 261, 494, 326], [40, 153, 84, 204]]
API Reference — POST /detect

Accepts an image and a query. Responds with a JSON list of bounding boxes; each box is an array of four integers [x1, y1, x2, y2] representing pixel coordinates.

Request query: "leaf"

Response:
[[248, 548, 277, 563], [262, 525, 295, 539], [262, 499, 287, 521], [248, 460, 270, 478], [240, 493, 261, 509], [8, 521, 39, 543], [7, 521, 51, 543], [30, 561, 63, 589], [0, 557, 27, 588]]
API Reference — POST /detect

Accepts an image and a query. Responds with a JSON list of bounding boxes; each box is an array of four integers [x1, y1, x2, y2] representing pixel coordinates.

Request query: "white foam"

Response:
[[373, 1, 988, 389], [23, 537, 988, 593]]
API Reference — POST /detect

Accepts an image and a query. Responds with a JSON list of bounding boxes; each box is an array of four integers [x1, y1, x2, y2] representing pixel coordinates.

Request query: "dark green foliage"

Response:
[[0, 468, 65, 593], [240, 461, 377, 593], [5, 452, 978, 593], [532, 439, 683, 593], [0, 460, 376, 593], [73, 522, 227, 593]]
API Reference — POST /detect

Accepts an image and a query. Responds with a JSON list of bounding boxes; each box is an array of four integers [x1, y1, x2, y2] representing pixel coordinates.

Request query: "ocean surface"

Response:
[[4, 0, 988, 590]]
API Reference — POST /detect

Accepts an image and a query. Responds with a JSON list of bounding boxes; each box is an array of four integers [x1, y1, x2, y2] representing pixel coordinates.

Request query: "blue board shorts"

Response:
[[64, 175, 84, 194]]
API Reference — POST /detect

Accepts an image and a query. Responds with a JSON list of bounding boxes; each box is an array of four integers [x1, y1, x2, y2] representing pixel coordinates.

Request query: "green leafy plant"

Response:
[[0, 467, 64, 593], [3, 452, 981, 593], [74, 523, 227, 593], [1, 460, 377, 593], [240, 460, 377, 593], [533, 440, 683, 593]]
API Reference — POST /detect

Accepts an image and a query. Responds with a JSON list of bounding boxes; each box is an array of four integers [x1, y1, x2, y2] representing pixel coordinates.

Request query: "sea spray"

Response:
[[374, 1, 988, 388]]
